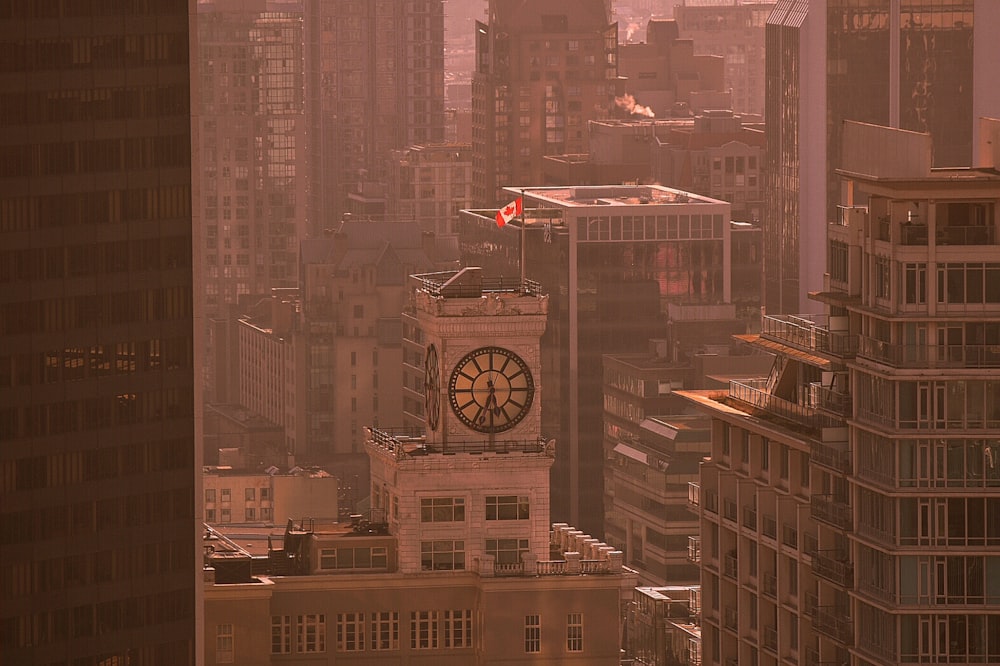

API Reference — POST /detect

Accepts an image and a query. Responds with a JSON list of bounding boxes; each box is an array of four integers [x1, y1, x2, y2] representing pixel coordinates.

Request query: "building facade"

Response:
[[684, 122, 1000, 666], [0, 2, 197, 664], [203, 268, 636, 665], [387, 143, 474, 237], [472, 0, 618, 207], [203, 466, 338, 526], [763, 0, 1000, 315], [459, 185, 732, 535], [673, 0, 775, 118]]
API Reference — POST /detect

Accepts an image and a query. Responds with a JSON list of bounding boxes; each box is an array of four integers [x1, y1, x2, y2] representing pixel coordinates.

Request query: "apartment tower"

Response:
[[472, 0, 617, 207], [0, 2, 197, 664], [684, 121, 1000, 666]]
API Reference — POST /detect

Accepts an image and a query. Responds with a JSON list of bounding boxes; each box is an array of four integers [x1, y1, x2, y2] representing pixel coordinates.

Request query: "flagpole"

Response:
[[519, 188, 526, 291]]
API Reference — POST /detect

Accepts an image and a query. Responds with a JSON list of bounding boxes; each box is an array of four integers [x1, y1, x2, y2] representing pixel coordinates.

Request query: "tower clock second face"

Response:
[[448, 346, 534, 434]]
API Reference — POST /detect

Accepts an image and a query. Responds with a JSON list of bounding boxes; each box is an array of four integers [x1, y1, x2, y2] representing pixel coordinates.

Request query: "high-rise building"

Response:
[[762, 0, 1000, 315], [387, 143, 474, 237], [472, 0, 618, 207], [0, 3, 197, 664], [459, 185, 732, 535], [683, 121, 1000, 666], [673, 0, 776, 118], [307, 0, 446, 222]]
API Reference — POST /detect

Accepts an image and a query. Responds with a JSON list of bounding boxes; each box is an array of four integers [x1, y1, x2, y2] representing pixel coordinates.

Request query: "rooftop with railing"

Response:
[[364, 426, 552, 460]]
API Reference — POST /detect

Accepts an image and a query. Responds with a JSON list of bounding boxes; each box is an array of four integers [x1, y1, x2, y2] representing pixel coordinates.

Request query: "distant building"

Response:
[[387, 143, 474, 237], [203, 466, 338, 526], [674, 0, 776, 117], [628, 586, 702, 666], [459, 185, 732, 535], [472, 0, 618, 206], [203, 269, 636, 665], [618, 19, 729, 119]]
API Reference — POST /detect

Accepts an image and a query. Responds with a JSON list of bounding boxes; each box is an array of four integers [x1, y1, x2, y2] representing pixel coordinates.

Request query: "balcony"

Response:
[[723, 552, 738, 579], [723, 498, 738, 522], [936, 224, 996, 246], [805, 646, 847, 666], [743, 506, 758, 531], [809, 382, 851, 418], [858, 335, 1000, 369], [729, 379, 842, 432], [688, 536, 701, 563], [688, 482, 700, 509], [724, 605, 738, 631], [810, 440, 851, 475], [812, 550, 854, 587], [760, 314, 857, 359], [813, 606, 853, 645], [811, 494, 852, 531], [762, 514, 777, 540], [782, 523, 798, 549], [762, 571, 777, 598], [762, 625, 778, 652]]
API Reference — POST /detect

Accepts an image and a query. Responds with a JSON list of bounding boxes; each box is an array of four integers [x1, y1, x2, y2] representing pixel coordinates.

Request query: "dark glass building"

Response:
[[763, 0, 990, 315], [459, 185, 731, 536], [0, 2, 197, 664]]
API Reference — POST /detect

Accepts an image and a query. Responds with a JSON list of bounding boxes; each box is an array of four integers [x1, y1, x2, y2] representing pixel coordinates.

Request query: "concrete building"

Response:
[[763, 0, 1000, 314], [673, 0, 776, 118], [617, 18, 728, 120], [682, 122, 1000, 666], [387, 143, 474, 237], [459, 184, 732, 535], [629, 585, 702, 666], [203, 466, 338, 526], [472, 0, 618, 207], [203, 268, 636, 665], [543, 113, 764, 222], [0, 3, 197, 664]]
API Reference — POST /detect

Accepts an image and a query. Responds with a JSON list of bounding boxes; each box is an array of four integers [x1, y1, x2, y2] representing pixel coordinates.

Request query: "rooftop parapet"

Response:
[[364, 426, 554, 460], [410, 267, 548, 317]]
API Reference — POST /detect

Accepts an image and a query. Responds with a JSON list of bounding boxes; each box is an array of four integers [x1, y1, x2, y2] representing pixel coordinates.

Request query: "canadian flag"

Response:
[[495, 197, 523, 228]]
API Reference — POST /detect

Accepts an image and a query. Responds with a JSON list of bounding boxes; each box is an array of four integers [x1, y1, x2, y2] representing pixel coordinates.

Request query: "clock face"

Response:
[[449, 346, 534, 434], [424, 344, 440, 431]]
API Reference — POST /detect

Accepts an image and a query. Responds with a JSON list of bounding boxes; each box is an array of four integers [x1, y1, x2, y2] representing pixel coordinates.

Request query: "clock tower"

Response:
[[414, 267, 548, 450]]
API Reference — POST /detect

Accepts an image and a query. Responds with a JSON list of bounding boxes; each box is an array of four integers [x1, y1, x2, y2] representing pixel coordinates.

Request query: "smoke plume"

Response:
[[615, 93, 655, 118]]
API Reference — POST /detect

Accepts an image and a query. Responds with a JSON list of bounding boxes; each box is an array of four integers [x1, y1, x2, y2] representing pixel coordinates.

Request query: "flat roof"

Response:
[[507, 185, 727, 208]]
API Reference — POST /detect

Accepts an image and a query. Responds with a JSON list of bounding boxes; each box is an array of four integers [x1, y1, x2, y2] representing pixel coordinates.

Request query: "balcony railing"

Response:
[[743, 506, 758, 531], [762, 625, 778, 652], [812, 550, 854, 587], [936, 224, 996, 246], [858, 335, 1000, 369], [782, 523, 798, 549], [724, 606, 738, 631], [809, 382, 851, 418], [760, 314, 857, 358], [723, 552, 738, 579], [729, 379, 842, 432], [811, 440, 851, 475], [688, 482, 701, 508], [813, 606, 853, 645], [805, 646, 846, 666], [688, 536, 701, 563], [762, 515, 777, 540], [723, 498, 738, 522], [762, 571, 777, 598], [811, 494, 853, 531]]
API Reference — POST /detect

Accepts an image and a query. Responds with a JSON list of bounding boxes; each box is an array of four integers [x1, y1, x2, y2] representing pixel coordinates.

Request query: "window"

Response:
[[220, 508, 231, 522], [904, 263, 927, 304], [370, 611, 399, 651], [261, 487, 270, 500], [525, 615, 541, 653], [245, 507, 255, 521], [271, 616, 291, 654], [421, 540, 465, 570], [205, 488, 216, 502], [337, 612, 365, 651], [245, 487, 255, 501], [297, 614, 326, 653], [780, 445, 790, 480], [875, 256, 891, 300], [761, 438, 770, 471], [486, 495, 530, 520], [486, 538, 529, 565], [410, 611, 439, 649], [420, 497, 465, 522], [216, 624, 234, 663], [206, 509, 216, 522], [319, 546, 388, 570], [221, 488, 231, 501], [567, 613, 583, 651], [444, 609, 472, 648]]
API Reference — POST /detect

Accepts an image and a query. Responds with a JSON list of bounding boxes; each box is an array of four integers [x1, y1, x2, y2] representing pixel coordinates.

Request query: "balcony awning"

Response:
[[733, 334, 833, 371], [613, 443, 648, 465]]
